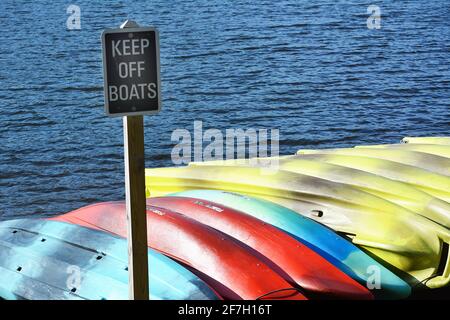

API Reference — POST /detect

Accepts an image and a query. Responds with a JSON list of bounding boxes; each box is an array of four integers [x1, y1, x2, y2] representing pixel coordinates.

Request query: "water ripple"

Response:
[[0, 0, 449, 217]]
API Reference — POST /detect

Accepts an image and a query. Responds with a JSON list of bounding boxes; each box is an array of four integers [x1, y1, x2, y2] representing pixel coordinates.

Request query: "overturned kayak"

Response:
[[168, 190, 411, 299], [52, 202, 306, 300], [296, 148, 450, 176], [354, 144, 450, 159], [0, 219, 219, 300], [147, 196, 373, 300], [190, 158, 450, 229], [296, 153, 450, 203], [145, 165, 450, 289], [402, 137, 450, 145]]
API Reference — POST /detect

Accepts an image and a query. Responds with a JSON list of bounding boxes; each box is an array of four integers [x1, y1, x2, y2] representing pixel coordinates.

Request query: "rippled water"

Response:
[[0, 1, 449, 218]]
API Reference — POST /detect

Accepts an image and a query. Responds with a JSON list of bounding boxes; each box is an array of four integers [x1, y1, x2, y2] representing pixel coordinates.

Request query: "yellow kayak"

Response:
[[402, 137, 450, 145], [190, 157, 450, 229], [296, 153, 450, 203], [354, 144, 450, 159], [296, 148, 450, 176], [145, 165, 450, 288]]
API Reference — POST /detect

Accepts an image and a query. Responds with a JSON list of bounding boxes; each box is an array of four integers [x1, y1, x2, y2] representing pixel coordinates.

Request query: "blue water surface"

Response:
[[0, 1, 448, 218]]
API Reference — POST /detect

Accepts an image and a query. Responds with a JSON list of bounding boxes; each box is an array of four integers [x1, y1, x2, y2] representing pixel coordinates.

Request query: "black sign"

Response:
[[102, 27, 161, 116]]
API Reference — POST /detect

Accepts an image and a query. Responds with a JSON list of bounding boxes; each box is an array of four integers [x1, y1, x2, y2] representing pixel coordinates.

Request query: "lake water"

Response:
[[0, 1, 449, 218]]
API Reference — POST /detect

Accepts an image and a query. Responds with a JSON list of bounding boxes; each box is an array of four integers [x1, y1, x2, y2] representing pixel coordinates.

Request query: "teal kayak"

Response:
[[170, 189, 411, 299], [0, 219, 219, 300]]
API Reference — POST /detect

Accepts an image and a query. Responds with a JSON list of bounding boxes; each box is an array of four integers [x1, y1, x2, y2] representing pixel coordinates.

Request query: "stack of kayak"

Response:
[[143, 136, 450, 294], [0, 136, 448, 300]]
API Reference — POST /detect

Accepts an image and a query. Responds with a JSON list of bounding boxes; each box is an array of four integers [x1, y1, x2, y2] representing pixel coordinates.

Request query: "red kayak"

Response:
[[147, 197, 373, 300], [51, 202, 305, 300]]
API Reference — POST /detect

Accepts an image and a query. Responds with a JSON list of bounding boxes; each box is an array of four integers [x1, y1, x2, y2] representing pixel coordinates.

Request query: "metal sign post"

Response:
[[102, 20, 162, 300]]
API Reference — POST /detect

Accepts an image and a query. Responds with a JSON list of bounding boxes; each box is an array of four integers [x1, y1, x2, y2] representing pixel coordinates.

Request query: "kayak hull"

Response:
[[296, 147, 450, 176], [144, 165, 450, 290], [0, 219, 219, 300], [402, 137, 450, 145], [147, 196, 373, 300], [354, 144, 450, 159], [295, 153, 450, 203], [51, 202, 306, 300], [189, 157, 450, 229], [169, 189, 412, 299]]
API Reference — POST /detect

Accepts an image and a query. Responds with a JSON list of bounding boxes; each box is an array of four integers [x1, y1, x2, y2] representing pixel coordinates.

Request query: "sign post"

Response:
[[102, 20, 161, 300]]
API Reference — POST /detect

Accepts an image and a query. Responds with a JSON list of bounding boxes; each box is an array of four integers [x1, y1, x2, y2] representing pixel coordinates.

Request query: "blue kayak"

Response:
[[0, 219, 219, 300], [170, 189, 411, 299]]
